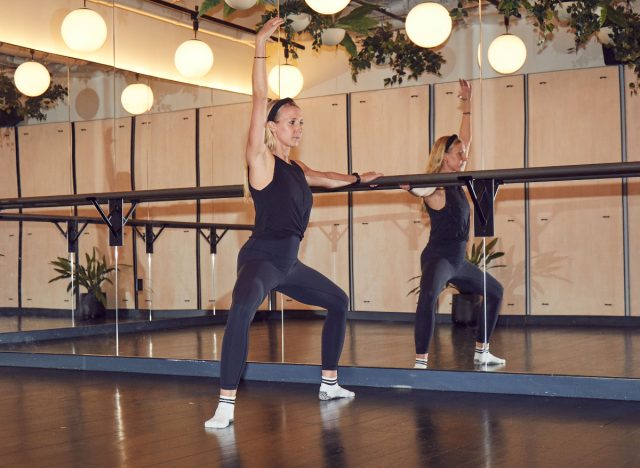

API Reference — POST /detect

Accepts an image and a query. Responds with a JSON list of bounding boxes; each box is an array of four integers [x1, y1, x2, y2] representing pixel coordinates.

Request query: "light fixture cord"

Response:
[[192, 5, 200, 39]]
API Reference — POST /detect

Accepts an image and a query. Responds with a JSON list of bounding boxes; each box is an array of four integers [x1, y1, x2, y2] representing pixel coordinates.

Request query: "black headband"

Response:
[[267, 98, 294, 122], [444, 134, 459, 153]]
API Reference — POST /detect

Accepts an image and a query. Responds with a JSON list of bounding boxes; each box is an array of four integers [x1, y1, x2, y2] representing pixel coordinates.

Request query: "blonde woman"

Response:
[[205, 17, 382, 429], [402, 79, 505, 370]]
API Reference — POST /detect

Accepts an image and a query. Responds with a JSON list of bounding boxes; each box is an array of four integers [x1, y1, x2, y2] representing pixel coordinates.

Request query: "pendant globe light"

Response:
[[268, 64, 304, 98], [174, 6, 214, 78], [405, 2, 452, 48], [305, 0, 350, 15], [121, 82, 154, 115], [61, 1, 108, 52], [14, 53, 51, 97], [487, 17, 527, 74], [225, 0, 257, 9]]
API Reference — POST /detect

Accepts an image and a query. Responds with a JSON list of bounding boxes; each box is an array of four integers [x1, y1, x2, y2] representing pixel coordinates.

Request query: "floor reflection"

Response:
[[0, 318, 638, 378]]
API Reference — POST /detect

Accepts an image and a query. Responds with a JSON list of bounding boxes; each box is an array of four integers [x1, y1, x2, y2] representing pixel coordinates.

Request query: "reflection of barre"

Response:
[[0, 212, 253, 253]]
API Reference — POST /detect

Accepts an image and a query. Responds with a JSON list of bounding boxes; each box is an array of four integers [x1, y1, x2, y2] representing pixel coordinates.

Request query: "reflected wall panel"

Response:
[[351, 86, 429, 312], [0, 129, 19, 307], [627, 67, 640, 316], [286, 94, 349, 310], [199, 103, 254, 310], [75, 118, 135, 309], [435, 77, 526, 314], [529, 67, 623, 315], [19, 123, 73, 309], [135, 110, 197, 309]]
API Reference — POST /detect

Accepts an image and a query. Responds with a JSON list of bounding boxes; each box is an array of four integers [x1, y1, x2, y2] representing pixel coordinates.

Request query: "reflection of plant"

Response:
[[0, 73, 68, 126], [49, 248, 116, 307], [408, 238, 506, 296]]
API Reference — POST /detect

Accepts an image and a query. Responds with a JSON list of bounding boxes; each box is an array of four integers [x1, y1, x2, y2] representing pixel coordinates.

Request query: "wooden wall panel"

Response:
[[134, 110, 197, 309], [18, 123, 73, 309], [199, 103, 255, 310], [75, 118, 135, 309], [351, 86, 429, 312], [282, 94, 350, 310], [434, 76, 526, 314], [626, 67, 640, 316], [0, 129, 19, 308], [529, 67, 623, 315]]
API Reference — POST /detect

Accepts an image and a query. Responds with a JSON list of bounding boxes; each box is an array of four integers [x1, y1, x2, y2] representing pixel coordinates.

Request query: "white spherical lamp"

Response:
[[14, 61, 51, 97], [121, 83, 154, 115], [287, 13, 311, 32], [321, 28, 346, 46], [224, 0, 257, 9], [61, 8, 108, 52], [488, 34, 527, 74], [268, 64, 304, 98], [305, 0, 350, 15], [597, 26, 613, 45], [174, 39, 214, 78], [405, 3, 452, 48]]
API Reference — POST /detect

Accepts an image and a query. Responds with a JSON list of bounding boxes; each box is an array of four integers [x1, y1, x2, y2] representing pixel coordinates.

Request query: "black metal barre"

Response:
[[0, 212, 253, 254]]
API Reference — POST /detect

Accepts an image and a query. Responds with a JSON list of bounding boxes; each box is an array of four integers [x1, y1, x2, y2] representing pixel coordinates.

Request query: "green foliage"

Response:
[[349, 24, 445, 86], [49, 248, 116, 307], [0, 73, 68, 126], [408, 238, 506, 296]]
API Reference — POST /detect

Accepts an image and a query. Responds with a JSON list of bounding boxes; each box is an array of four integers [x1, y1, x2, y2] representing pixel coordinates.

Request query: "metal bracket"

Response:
[[134, 223, 166, 254], [52, 220, 89, 253], [462, 178, 502, 237], [198, 227, 228, 254], [91, 199, 126, 246]]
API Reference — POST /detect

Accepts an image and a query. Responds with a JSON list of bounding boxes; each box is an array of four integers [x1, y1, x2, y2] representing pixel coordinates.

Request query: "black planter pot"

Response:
[[78, 292, 107, 320], [0, 109, 23, 128], [451, 293, 483, 327]]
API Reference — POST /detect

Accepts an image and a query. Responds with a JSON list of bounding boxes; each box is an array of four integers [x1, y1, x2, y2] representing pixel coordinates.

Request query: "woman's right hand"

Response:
[[399, 184, 411, 191], [256, 17, 284, 45]]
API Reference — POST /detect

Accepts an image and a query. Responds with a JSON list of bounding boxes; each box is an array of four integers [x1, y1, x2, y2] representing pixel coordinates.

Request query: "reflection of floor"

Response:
[[2, 367, 640, 467], [1, 319, 638, 378]]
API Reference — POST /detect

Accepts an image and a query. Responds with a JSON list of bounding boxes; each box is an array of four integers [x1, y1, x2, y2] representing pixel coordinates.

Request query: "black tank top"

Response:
[[424, 186, 470, 245], [249, 156, 313, 240]]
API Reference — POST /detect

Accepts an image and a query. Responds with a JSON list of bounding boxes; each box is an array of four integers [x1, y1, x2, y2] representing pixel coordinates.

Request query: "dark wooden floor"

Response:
[[0, 367, 639, 467], [1, 320, 638, 378]]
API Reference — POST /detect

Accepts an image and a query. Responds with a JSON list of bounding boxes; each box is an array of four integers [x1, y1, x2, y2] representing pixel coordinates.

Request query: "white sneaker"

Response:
[[319, 383, 355, 401], [474, 350, 506, 366]]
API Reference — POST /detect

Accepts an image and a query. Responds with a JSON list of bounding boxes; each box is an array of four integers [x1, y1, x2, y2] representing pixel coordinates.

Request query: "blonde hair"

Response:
[[426, 135, 459, 174], [242, 99, 300, 203]]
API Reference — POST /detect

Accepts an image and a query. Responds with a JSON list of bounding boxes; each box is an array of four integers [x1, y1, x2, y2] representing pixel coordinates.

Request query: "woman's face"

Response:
[[270, 105, 303, 148], [441, 141, 467, 172]]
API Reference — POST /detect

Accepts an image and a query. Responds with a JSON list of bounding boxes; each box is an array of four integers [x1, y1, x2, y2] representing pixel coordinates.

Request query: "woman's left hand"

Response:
[[361, 171, 384, 186]]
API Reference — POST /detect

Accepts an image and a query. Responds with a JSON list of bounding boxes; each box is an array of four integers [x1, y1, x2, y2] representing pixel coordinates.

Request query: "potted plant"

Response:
[[49, 248, 116, 320], [0, 72, 68, 127], [409, 237, 505, 326]]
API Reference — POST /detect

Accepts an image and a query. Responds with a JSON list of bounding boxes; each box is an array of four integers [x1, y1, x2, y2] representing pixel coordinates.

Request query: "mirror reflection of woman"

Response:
[[206, 17, 382, 429], [401, 79, 505, 370]]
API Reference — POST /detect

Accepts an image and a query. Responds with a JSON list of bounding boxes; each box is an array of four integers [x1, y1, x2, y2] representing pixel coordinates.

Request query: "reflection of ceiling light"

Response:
[[488, 34, 527, 74], [121, 83, 154, 115], [174, 39, 214, 78], [224, 0, 257, 8], [406, 3, 452, 48], [597, 27, 613, 44], [321, 28, 346, 46], [305, 0, 350, 15], [14, 61, 51, 97], [61, 8, 108, 52], [268, 64, 304, 98]]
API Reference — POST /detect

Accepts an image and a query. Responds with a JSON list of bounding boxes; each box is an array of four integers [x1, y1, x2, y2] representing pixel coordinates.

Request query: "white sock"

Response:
[[204, 395, 236, 429], [414, 358, 428, 369], [474, 346, 506, 365], [319, 376, 355, 401]]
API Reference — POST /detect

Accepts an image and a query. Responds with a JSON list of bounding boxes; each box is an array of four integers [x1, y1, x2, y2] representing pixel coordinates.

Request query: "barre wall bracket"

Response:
[[462, 177, 502, 237]]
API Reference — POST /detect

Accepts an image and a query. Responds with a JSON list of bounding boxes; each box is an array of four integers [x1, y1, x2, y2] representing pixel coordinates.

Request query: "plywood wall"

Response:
[[0, 128, 19, 307], [350, 85, 429, 312], [528, 67, 624, 315], [626, 67, 640, 316]]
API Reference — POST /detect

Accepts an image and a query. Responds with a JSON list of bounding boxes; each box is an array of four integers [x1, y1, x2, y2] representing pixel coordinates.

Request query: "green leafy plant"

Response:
[[49, 248, 116, 307], [408, 238, 506, 296], [0, 73, 68, 127]]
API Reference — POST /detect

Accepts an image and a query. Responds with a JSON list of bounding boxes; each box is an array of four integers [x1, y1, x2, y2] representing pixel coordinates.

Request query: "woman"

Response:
[[402, 79, 505, 370], [206, 17, 382, 429]]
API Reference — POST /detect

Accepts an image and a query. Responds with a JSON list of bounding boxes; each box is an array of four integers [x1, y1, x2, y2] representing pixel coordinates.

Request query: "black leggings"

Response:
[[415, 245, 504, 354], [220, 237, 349, 390]]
